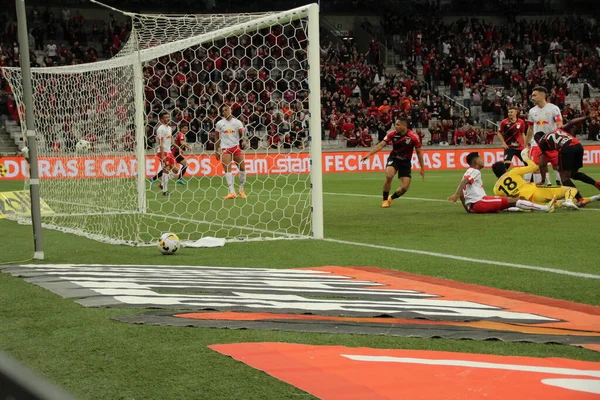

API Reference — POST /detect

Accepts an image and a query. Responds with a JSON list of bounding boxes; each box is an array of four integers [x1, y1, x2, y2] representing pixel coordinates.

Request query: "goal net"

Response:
[[3, 4, 323, 245]]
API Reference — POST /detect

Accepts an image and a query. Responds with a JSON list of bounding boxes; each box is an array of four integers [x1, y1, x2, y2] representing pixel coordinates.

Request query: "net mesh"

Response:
[[2, 5, 316, 245]]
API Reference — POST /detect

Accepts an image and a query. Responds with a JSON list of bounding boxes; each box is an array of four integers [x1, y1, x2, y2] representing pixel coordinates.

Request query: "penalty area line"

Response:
[[322, 238, 600, 279]]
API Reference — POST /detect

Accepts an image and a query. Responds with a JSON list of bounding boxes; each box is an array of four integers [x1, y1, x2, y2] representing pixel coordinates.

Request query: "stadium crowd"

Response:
[[1, 2, 600, 153]]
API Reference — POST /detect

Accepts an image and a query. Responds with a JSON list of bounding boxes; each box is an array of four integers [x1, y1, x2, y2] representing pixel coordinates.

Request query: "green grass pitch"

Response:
[[1, 166, 599, 400]]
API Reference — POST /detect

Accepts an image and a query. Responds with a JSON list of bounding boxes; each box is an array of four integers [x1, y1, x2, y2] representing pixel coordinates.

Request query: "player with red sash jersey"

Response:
[[525, 86, 562, 185], [149, 111, 179, 196], [496, 106, 526, 168], [448, 152, 556, 214], [214, 105, 247, 199], [172, 124, 191, 185], [361, 118, 425, 208], [534, 128, 600, 202]]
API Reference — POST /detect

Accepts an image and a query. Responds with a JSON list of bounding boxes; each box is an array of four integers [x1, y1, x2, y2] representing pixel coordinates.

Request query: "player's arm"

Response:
[[510, 148, 539, 176], [415, 146, 425, 180], [214, 128, 221, 161], [448, 178, 469, 202], [238, 123, 247, 149], [538, 153, 548, 182], [158, 131, 166, 162], [524, 124, 533, 148], [562, 116, 588, 132], [459, 193, 470, 213], [361, 140, 386, 161], [496, 127, 508, 149]]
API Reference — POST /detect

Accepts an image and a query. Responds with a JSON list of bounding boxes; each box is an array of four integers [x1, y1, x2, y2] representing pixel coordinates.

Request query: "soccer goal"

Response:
[[3, 4, 323, 245]]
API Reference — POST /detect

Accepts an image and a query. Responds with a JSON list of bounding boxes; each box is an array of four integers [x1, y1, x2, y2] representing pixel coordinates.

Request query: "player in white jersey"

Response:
[[214, 105, 247, 199], [524, 86, 563, 185], [149, 111, 179, 196], [447, 152, 556, 213]]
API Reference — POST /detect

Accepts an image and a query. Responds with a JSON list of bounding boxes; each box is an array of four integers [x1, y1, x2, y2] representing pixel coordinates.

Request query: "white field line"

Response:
[[323, 192, 600, 211], [322, 238, 600, 279], [322, 192, 600, 279]]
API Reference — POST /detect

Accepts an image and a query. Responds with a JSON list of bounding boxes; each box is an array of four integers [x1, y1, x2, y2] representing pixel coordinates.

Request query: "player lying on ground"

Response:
[[447, 152, 556, 214], [361, 117, 425, 208], [492, 149, 600, 209]]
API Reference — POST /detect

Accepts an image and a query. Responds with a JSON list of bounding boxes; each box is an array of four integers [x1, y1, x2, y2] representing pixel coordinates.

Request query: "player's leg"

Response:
[[572, 171, 600, 190], [221, 151, 237, 199], [391, 177, 412, 200], [506, 196, 556, 212], [558, 146, 584, 201], [576, 194, 600, 207], [547, 151, 562, 185], [234, 151, 247, 198], [177, 157, 188, 184], [160, 163, 173, 196], [389, 160, 412, 204], [503, 148, 515, 169], [533, 186, 578, 210], [150, 154, 164, 183], [381, 161, 397, 208], [524, 146, 541, 183]]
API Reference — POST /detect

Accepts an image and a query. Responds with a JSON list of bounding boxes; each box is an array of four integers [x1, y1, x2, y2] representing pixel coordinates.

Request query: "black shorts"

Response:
[[174, 153, 186, 164], [559, 143, 584, 172], [504, 147, 524, 163], [386, 157, 412, 178]]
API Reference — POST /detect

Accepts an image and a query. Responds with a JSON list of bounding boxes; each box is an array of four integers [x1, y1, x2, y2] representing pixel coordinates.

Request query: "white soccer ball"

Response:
[[158, 232, 180, 255], [75, 139, 92, 153]]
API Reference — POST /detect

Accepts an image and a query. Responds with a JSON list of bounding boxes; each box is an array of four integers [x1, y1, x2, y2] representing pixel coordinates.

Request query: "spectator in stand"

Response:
[[581, 79, 594, 100], [485, 128, 497, 144]]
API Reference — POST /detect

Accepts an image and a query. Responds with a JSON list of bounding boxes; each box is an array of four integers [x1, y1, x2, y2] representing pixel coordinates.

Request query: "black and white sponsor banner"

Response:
[[2, 264, 557, 324]]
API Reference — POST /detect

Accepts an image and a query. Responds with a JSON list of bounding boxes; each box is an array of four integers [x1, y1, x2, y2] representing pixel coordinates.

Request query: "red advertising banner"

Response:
[[1, 146, 600, 180]]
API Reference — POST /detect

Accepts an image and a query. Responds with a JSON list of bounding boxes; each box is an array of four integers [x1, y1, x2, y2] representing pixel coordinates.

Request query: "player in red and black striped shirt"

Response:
[[361, 118, 426, 208], [534, 128, 600, 201], [497, 107, 526, 168], [172, 124, 192, 185]]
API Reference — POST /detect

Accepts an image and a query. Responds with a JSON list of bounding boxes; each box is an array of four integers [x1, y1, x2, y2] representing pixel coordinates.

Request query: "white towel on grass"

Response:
[[183, 237, 226, 248]]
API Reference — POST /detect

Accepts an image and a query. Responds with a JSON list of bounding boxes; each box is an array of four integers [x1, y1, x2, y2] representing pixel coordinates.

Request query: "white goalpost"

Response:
[[3, 3, 323, 245]]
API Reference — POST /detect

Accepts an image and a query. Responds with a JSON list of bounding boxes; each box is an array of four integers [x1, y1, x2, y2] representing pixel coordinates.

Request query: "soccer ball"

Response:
[[75, 139, 92, 153], [158, 232, 180, 255]]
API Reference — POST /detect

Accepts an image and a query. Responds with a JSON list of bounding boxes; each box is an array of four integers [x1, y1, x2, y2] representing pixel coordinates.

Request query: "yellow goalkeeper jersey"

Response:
[[493, 161, 539, 201]]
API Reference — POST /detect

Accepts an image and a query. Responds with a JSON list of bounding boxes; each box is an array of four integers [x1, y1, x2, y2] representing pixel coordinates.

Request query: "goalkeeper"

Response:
[[491, 149, 599, 210]]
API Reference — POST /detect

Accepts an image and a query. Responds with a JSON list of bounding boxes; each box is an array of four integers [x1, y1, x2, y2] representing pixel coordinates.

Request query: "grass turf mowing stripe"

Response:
[[322, 238, 600, 280]]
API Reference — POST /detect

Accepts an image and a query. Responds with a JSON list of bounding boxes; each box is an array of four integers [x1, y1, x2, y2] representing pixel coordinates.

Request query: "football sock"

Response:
[[504, 207, 521, 212], [533, 173, 542, 184], [589, 195, 600, 202], [153, 169, 164, 180], [554, 170, 562, 185], [383, 191, 389, 201], [544, 173, 552, 186], [516, 200, 547, 211], [523, 172, 533, 183], [225, 172, 235, 193], [572, 172, 596, 186], [161, 170, 169, 192], [391, 188, 407, 200], [239, 171, 246, 191], [179, 165, 188, 179]]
